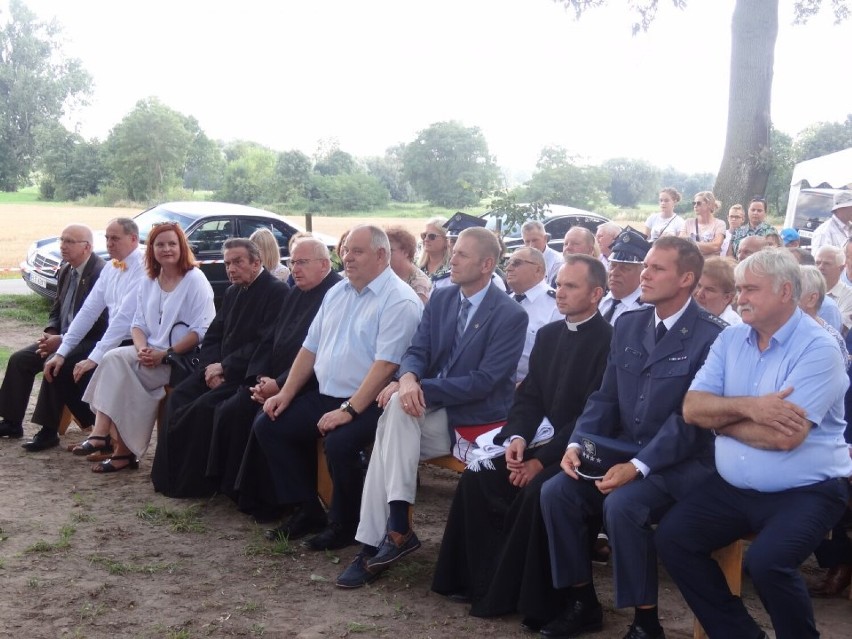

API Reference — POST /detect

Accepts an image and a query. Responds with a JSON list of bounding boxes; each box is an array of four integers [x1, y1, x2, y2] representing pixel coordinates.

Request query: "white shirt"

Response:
[[827, 280, 852, 329], [543, 246, 563, 284], [719, 305, 742, 326], [811, 214, 852, 251], [599, 286, 645, 326], [512, 280, 563, 383], [57, 248, 145, 364]]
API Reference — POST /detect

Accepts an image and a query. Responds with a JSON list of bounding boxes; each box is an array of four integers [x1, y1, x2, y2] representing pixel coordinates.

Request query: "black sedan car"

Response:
[[20, 201, 336, 304], [484, 204, 610, 253]]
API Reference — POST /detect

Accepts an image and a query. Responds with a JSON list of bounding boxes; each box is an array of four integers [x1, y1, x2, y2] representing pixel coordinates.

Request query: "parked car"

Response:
[[482, 204, 610, 253], [21, 201, 337, 304]]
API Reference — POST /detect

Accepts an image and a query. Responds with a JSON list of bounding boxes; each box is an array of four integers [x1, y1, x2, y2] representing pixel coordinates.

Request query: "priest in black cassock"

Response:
[[207, 238, 341, 504], [431, 255, 612, 628], [151, 238, 288, 497]]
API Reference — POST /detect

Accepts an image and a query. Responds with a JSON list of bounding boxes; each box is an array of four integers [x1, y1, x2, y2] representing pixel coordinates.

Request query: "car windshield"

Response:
[[793, 191, 834, 231], [134, 208, 194, 244]]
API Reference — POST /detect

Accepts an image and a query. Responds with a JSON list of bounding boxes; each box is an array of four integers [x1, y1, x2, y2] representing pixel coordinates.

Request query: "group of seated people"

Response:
[[0, 207, 850, 639]]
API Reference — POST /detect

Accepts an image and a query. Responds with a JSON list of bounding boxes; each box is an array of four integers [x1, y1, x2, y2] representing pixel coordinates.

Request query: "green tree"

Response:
[[366, 144, 415, 202], [216, 144, 276, 205], [765, 125, 794, 215], [270, 149, 313, 203], [793, 115, 852, 162], [602, 157, 661, 207], [403, 121, 499, 207], [314, 149, 357, 176], [553, 0, 849, 219], [183, 118, 224, 191], [521, 147, 609, 209], [0, 0, 92, 190], [310, 172, 389, 211], [105, 98, 193, 202], [36, 122, 107, 200], [658, 167, 716, 213]]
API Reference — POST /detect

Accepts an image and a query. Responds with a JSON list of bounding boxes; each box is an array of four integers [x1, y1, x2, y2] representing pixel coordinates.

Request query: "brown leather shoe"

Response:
[[809, 564, 852, 597]]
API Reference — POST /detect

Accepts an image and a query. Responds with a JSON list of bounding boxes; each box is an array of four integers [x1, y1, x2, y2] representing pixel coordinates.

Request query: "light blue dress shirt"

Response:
[[303, 267, 423, 398], [690, 308, 852, 491]]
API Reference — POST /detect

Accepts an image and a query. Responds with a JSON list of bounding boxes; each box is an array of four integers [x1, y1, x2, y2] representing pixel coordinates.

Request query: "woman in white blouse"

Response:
[[75, 222, 215, 472]]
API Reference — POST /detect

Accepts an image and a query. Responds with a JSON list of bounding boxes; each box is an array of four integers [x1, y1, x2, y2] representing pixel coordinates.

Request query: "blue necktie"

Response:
[[442, 298, 471, 377], [655, 321, 668, 343]]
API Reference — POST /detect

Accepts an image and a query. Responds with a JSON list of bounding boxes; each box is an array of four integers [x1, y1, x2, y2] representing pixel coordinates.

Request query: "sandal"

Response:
[[91, 454, 139, 474], [71, 435, 113, 456]]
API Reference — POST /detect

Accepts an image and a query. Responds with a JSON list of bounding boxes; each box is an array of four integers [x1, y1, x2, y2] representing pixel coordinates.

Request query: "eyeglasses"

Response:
[[290, 258, 321, 268], [693, 201, 705, 207], [728, 215, 743, 219], [506, 258, 537, 269], [420, 232, 441, 241], [58, 237, 90, 246]]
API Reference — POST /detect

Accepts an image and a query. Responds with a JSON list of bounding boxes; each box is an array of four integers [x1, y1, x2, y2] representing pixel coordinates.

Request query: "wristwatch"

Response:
[[340, 400, 359, 418]]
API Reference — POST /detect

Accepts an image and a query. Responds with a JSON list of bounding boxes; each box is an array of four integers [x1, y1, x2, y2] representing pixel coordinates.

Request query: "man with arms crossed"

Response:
[[656, 249, 852, 639], [539, 237, 725, 639], [336, 226, 528, 588]]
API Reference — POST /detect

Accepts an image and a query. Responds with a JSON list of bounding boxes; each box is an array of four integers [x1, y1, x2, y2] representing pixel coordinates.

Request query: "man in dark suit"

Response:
[[336, 226, 529, 588], [538, 236, 726, 639], [151, 237, 288, 497], [0, 224, 107, 448]]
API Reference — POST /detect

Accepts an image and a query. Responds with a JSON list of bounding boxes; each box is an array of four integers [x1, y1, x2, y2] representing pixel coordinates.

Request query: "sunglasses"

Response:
[[693, 201, 705, 207], [420, 232, 441, 241]]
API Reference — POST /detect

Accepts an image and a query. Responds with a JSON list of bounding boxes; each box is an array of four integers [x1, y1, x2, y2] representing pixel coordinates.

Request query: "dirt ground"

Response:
[[0, 323, 850, 636], [0, 204, 428, 269]]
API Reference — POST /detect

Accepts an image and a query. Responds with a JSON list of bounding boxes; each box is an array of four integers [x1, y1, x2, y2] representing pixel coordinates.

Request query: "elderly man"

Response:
[[152, 238, 288, 498], [563, 227, 597, 260], [539, 237, 725, 639], [0, 225, 106, 444], [245, 226, 422, 551], [522, 220, 563, 284], [598, 227, 650, 326], [505, 247, 562, 382], [41, 218, 144, 454], [843, 240, 852, 286], [730, 197, 774, 259], [596, 221, 622, 272], [208, 238, 342, 504], [335, 226, 528, 588], [432, 256, 613, 628], [811, 191, 852, 251], [736, 235, 767, 262], [657, 249, 852, 639], [815, 244, 852, 332]]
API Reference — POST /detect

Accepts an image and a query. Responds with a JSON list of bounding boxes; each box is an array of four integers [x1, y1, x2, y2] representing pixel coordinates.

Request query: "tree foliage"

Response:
[[403, 121, 498, 208], [519, 146, 609, 209], [602, 157, 661, 207], [765, 125, 794, 215], [793, 115, 852, 162], [215, 143, 276, 205], [36, 122, 107, 200], [0, 0, 92, 190]]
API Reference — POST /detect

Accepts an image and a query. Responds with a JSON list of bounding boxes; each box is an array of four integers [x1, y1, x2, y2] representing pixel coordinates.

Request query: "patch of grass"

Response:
[[0, 558, 5, 569], [27, 577, 40, 588], [25, 524, 76, 553], [243, 532, 297, 557], [71, 511, 94, 523], [346, 621, 384, 634], [250, 624, 265, 637], [0, 294, 51, 326], [166, 631, 191, 639], [79, 601, 107, 621], [137, 503, 205, 533], [0, 187, 47, 204], [387, 558, 431, 586], [235, 600, 264, 615], [90, 554, 176, 575]]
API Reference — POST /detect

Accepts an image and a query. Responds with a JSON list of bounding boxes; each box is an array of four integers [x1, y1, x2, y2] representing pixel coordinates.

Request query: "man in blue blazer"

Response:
[[538, 236, 727, 639], [336, 226, 529, 588]]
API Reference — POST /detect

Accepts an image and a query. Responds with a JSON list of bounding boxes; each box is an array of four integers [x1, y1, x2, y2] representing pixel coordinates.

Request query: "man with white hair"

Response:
[[815, 244, 852, 332], [811, 191, 852, 251], [596, 222, 622, 272], [522, 220, 563, 285], [657, 248, 852, 639]]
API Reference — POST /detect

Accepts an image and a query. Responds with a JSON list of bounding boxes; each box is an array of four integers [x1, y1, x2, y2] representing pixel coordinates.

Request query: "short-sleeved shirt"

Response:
[[303, 267, 423, 398], [689, 309, 852, 491], [730, 222, 774, 258], [645, 213, 685, 241]]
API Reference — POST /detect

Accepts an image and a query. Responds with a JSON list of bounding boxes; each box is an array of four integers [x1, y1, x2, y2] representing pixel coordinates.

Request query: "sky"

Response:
[[6, 0, 852, 179]]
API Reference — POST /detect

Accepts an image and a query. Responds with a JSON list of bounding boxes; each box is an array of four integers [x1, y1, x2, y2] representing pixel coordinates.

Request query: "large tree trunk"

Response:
[[714, 0, 779, 216]]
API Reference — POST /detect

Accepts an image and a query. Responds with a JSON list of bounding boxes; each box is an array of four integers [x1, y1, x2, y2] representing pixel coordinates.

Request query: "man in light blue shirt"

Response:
[[244, 225, 423, 552], [657, 248, 852, 639]]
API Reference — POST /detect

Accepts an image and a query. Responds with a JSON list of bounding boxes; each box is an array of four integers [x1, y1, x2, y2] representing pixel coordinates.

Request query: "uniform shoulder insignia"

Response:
[[547, 289, 556, 298], [431, 271, 451, 281], [697, 308, 729, 329], [619, 306, 647, 317]]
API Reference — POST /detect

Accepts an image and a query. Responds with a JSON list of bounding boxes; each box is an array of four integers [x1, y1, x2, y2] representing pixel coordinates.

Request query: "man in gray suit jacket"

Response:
[[336, 226, 529, 588], [0, 224, 107, 449]]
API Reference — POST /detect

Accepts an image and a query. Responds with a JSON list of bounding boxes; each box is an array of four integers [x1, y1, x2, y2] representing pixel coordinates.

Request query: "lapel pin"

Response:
[[680, 327, 689, 335]]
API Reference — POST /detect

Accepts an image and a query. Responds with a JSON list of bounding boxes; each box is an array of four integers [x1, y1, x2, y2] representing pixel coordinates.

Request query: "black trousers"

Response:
[[656, 473, 848, 639], [0, 341, 94, 432], [247, 391, 381, 526]]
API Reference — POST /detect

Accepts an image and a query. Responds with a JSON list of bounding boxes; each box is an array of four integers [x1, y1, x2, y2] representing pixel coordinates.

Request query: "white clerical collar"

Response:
[[565, 312, 597, 332]]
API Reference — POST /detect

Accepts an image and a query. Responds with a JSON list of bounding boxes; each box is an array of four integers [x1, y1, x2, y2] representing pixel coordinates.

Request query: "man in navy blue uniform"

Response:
[[539, 236, 726, 639], [336, 226, 529, 588]]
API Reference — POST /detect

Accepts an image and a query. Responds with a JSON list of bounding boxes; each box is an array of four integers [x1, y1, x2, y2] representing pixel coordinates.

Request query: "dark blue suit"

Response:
[[540, 300, 724, 609]]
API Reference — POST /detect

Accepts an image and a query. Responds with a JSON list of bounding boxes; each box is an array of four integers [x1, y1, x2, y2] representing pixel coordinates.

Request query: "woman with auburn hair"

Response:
[[386, 226, 431, 304], [417, 217, 452, 288], [645, 187, 686, 241], [250, 228, 290, 281], [680, 191, 727, 256], [75, 222, 215, 472]]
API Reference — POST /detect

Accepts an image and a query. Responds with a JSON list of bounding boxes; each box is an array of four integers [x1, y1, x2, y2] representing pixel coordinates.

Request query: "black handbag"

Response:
[[572, 431, 642, 480], [164, 321, 201, 387]]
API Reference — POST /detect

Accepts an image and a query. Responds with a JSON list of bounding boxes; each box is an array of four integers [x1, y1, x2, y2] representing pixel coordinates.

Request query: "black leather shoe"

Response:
[[22, 430, 60, 452], [264, 509, 327, 541], [520, 616, 545, 632], [540, 600, 603, 638], [0, 420, 23, 438], [622, 623, 666, 639], [303, 522, 357, 551]]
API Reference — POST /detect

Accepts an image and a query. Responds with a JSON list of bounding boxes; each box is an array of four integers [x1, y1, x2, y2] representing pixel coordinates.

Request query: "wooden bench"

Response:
[[693, 537, 750, 639]]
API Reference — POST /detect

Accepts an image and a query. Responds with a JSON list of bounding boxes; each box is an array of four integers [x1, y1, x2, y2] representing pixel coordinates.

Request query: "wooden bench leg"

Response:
[[58, 406, 75, 436], [317, 439, 333, 509], [693, 539, 744, 639]]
